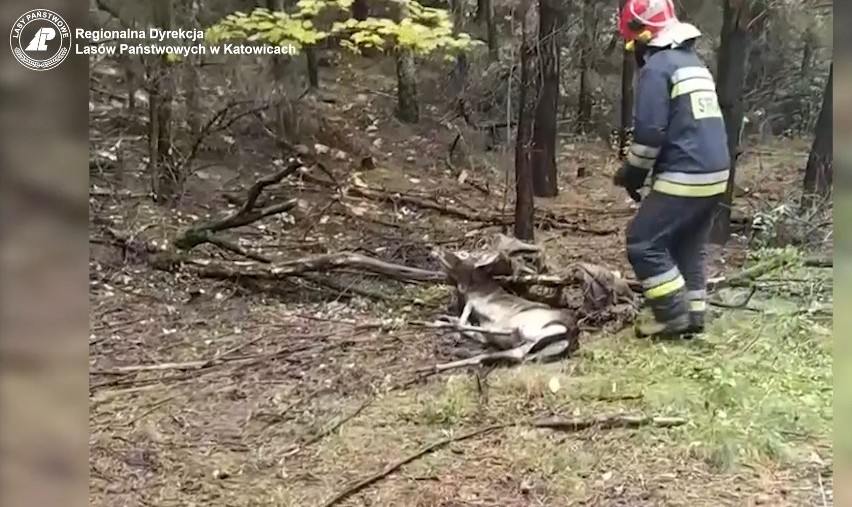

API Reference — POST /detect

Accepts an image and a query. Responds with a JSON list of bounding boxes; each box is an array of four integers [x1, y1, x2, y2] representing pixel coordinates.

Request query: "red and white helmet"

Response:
[[618, 0, 701, 51]]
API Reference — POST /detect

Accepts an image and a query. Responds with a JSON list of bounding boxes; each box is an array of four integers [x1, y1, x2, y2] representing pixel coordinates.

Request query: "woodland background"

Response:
[[88, 0, 834, 506]]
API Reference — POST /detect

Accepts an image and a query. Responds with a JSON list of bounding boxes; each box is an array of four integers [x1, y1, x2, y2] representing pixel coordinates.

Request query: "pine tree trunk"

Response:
[[802, 63, 832, 208], [576, 0, 595, 133], [352, 0, 369, 20], [531, 0, 560, 197], [618, 0, 634, 157], [150, 0, 178, 204], [306, 48, 319, 88], [514, 14, 536, 241], [709, 0, 750, 245], [483, 0, 498, 61], [395, 50, 419, 123]]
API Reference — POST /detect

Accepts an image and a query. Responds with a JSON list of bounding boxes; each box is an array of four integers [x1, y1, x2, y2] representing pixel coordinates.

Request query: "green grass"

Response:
[[380, 304, 832, 475], [572, 309, 832, 471]]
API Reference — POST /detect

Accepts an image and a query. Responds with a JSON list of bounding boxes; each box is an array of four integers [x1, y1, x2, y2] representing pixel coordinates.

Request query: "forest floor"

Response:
[[88, 58, 832, 506]]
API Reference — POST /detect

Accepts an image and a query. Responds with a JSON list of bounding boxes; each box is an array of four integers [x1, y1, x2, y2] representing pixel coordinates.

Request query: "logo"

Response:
[[10, 9, 72, 71]]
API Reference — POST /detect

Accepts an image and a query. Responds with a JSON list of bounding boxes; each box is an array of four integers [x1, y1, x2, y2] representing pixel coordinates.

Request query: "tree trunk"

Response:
[[709, 0, 750, 245], [394, 3, 419, 123], [531, 0, 560, 197], [514, 16, 536, 241], [576, 0, 595, 133], [618, 0, 634, 157], [449, 0, 469, 94], [352, 0, 369, 20], [800, 27, 816, 77], [802, 63, 832, 208], [483, 0, 498, 61], [185, 0, 201, 140], [395, 50, 419, 123], [305, 48, 319, 88], [149, 0, 178, 204]]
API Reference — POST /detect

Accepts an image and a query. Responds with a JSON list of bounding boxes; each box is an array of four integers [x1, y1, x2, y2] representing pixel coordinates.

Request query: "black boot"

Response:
[[681, 311, 705, 340], [635, 290, 690, 339]]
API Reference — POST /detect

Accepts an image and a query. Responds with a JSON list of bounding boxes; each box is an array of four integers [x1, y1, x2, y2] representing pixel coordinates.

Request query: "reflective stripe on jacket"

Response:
[[627, 46, 731, 197]]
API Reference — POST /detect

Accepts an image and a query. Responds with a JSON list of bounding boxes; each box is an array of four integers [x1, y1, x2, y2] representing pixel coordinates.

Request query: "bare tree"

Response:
[[306, 49, 320, 88], [802, 62, 832, 207], [449, 0, 469, 91], [395, 52, 419, 123], [184, 0, 202, 139], [514, 7, 536, 240], [709, 0, 750, 244], [531, 0, 562, 197], [149, 0, 178, 203], [394, 3, 419, 123], [482, 0, 498, 60], [576, 0, 596, 133], [617, 0, 634, 156], [352, 0, 369, 20]]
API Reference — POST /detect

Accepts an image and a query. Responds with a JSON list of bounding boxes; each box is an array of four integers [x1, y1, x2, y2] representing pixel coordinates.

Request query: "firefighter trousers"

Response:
[[625, 190, 721, 324]]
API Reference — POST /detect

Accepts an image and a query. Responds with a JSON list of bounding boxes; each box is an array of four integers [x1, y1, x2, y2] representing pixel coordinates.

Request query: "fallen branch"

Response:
[[180, 250, 633, 294], [206, 235, 272, 263], [183, 252, 447, 283], [91, 334, 267, 375], [175, 159, 303, 251], [320, 414, 686, 507]]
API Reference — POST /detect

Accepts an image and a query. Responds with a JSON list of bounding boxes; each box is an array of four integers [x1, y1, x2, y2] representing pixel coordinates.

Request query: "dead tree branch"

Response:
[[175, 158, 303, 257], [177, 100, 273, 172], [182, 252, 446, 283]]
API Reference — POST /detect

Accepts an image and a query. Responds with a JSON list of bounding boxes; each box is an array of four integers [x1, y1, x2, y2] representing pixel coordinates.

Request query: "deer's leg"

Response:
[[458, 300, 473, 326], [433, 342, 532, 372]]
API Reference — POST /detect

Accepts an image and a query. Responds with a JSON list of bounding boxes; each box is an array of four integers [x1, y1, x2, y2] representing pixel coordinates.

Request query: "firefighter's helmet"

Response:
[[618, 0, 701, 52]]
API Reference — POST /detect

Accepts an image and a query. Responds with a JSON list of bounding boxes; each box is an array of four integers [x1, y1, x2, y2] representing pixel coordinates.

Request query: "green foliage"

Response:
[[205, 7, 330, 49], [571, 310, 832, 472], [205, 0, 481, 57]]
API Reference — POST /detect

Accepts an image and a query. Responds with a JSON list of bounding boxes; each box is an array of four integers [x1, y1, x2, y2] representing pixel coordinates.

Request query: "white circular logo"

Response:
[[10, 9, 72, 71]]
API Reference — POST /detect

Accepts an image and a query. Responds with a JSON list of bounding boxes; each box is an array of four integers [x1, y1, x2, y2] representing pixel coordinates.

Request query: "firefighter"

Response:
[[613, 0, 730, 338]]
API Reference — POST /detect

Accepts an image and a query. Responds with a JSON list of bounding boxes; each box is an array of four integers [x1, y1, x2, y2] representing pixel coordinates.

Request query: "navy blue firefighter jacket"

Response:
[[627, 45, 731, 197]]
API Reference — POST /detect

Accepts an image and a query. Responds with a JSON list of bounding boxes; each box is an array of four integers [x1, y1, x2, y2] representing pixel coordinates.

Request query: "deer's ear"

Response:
[[435, 249, 462, 271]]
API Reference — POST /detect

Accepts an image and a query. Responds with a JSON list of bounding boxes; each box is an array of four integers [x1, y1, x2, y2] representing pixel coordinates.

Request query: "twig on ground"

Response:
[[320, 413, 686, 507], [91, 333, 267, 375], [206, 235, 273, 263], [256, 382, 333, 434], [120, 394, 178, 427], [709, 285, 758, 309], [318, 424, 505, 507], [300, 273, 390, 301], [284, 396, 373, 458]]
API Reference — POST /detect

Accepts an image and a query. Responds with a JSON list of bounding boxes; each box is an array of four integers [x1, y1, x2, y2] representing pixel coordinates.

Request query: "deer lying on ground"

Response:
[[430, 249, 580, 372]]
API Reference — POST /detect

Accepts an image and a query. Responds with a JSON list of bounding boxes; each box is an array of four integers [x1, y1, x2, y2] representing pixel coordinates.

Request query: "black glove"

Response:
[[627, 188, 642, 203], [613, 162, 648, 190]]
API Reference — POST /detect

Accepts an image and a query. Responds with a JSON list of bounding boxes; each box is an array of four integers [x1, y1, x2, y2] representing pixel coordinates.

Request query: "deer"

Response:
[[429, 248, 580, 372]]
